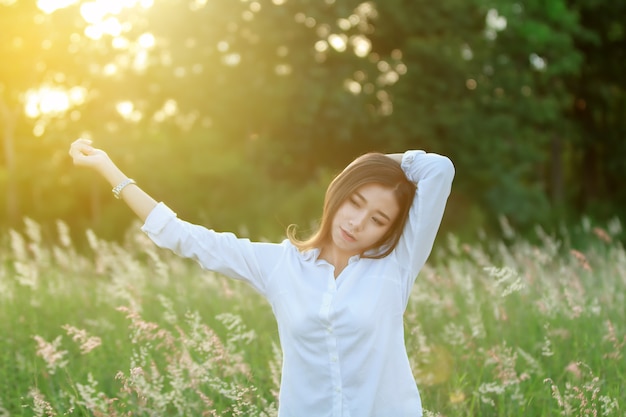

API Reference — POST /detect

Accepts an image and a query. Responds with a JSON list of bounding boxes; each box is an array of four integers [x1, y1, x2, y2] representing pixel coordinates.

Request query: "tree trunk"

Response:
[[0, 96, 19, 224], [550, 135, 564, 206]]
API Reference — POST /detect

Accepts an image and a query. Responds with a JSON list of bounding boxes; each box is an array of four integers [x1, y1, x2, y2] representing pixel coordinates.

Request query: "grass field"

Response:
[[0, 217, 624, 416]]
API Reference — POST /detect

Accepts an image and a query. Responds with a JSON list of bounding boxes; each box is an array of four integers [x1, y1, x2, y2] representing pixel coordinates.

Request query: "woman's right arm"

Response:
[[69, 138, 281, 296], [68, 138, 157, 222]]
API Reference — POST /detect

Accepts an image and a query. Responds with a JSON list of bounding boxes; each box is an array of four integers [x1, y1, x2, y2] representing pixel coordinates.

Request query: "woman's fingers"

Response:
[[69, 138, 102, 166], [69, 138, 93, 154]]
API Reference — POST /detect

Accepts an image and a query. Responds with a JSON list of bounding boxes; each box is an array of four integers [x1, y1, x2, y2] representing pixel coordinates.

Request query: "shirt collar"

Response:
[[301, 247, 320, 262], [300, 247, 361, 265]]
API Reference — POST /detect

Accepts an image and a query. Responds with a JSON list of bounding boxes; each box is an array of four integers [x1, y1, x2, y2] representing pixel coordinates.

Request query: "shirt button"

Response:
[[335, 387, 341, 393], [327, 327, 333, 334], [331, 355, 338, 362]]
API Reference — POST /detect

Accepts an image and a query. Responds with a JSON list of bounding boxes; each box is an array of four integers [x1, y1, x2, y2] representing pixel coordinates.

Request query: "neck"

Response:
[[318, 246, 351, 277]]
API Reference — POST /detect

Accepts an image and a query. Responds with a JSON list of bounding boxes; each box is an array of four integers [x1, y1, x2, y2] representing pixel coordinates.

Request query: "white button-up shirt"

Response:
[[141, 150, 454, 417]]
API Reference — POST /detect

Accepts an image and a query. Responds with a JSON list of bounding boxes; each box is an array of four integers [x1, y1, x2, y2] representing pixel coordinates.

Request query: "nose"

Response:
[[350, 210, 367, 230]]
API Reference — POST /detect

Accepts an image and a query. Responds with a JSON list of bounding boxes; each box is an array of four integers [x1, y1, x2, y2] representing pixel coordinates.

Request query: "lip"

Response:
[[340, 228, 356, 242]]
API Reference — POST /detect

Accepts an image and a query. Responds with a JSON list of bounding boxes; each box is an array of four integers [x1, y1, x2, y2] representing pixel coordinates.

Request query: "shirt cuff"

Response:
[[401, 150, 425, 181], [141, 202, 177, 235]]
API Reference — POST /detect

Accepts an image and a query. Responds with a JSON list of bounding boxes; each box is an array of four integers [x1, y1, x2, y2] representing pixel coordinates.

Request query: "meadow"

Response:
[[0, 217, 624, 416]]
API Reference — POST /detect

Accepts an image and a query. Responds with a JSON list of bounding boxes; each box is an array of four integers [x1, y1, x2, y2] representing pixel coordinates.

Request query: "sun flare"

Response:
[[37, 0, 154, 40], [37, 0, 153, 15]]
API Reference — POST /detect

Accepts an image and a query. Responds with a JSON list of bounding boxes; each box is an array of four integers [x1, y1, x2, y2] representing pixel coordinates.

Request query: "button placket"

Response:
[[318, 271, 342, 415]]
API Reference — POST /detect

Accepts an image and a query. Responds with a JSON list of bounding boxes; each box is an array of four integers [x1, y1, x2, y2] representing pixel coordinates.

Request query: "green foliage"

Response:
[[0, 0, 624, 242], [1, 216, 624, 416]]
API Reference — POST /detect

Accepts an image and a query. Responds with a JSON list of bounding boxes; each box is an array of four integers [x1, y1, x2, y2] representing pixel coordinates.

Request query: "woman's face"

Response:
[[328, 183, 400, 259]]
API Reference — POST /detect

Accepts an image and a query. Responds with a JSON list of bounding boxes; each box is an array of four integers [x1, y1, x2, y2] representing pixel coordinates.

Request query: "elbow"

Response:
[[445, 156, 456, 180], [435, 154, 456, 182]]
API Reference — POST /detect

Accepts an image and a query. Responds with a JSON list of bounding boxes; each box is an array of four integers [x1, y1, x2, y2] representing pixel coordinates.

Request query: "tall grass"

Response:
[[0, 217, 623, 416]]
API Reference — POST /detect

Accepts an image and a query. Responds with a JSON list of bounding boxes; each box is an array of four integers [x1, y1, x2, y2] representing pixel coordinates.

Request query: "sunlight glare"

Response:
[[337, 18, 351, 31], [116, 100, 142, 122], [217, 41, 230, 52], [80, 1, 106, 23], [153, 99, 178, 123], [163, 99, 178, 116], [222, 53, 241, 67], [486, 9, 507, 31], [529, 53, 547, 71], [378, 71, 399, 86], [112, 37, 130, 49], [275, 64, 292, 76], [77, 0, 154, 40], [133, 50, 149, 72], [33, 121, 46, 137], [344, 79, 362, 95], [314, 40, 329, 53], [24, 85, 87, 118], [351, 35, 371, 58], [138, 33, 155, 48], [84, 25, 103, 40], [461, 44, 473, 61], [485, 9, 507, 40], [68, 86, 88, 103], [328, 34, 347, 52], [103, 63, 118, 76], [37, 0, 79, 14], [116, 101, 134, 116], [103, 16, 123, 36]]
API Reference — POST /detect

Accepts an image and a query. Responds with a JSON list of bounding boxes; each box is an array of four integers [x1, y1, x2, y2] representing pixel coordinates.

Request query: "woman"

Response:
[[69, 138, 454, 417]]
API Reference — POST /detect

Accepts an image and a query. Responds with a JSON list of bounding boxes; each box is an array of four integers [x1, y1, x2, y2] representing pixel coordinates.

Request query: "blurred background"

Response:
[[1, 0, 624, 244]]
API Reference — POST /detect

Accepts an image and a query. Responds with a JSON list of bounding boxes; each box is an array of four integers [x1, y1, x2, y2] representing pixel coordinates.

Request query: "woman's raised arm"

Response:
[[68, 138, 158, 222]]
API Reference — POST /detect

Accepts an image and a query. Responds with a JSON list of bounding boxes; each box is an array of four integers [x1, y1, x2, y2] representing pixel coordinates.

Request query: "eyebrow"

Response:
[[353, 191, 392, 221]]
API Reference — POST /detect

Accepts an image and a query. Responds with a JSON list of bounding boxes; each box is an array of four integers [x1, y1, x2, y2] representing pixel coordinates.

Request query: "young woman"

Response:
[[69, 138, 454, 417]]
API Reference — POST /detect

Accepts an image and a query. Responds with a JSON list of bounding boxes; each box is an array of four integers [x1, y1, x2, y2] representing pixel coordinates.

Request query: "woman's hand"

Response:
[[68, 138, 158, 221], [68, 138, 112, 173]]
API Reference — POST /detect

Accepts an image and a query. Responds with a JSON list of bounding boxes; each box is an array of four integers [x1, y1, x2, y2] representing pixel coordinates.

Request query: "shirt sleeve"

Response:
[[140, 202, 282, 297], [393, 150, 455, 301]]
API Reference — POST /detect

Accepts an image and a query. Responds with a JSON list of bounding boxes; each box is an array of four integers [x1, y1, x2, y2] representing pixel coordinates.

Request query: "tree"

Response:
[[567, 0, 626, 223], [371, 0, 586, 233]]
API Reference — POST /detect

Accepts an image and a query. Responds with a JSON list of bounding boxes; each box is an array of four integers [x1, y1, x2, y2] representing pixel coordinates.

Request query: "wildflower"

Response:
[[423, 410, 444, 417], [516, 347, 544, 376], [28, 387, 57, 417], [74, 373, 111, 413], [62, 324, 102, 354], [9, 229, 27, 261], [483, 266, 526, 297], [541, 326, 554, 357], [14, 260, 39, 290], [498, 215, 515, 239], [602, 320, 625, 360], [545, 362, 619, 416], [570, 249, 592, 271], [592, 226, 611, 243], [565, 362, 582, 379], [33, 335, 68, 375], [56, 219, 73, 248], [486, 343, 519, 386]]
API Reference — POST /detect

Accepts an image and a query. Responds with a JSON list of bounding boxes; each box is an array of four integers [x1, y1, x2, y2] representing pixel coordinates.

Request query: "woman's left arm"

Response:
[[391, 150, 455, 297]]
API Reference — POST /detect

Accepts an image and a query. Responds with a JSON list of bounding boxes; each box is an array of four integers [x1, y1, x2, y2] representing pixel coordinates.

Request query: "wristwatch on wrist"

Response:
[[112, 178, 136, 199]]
